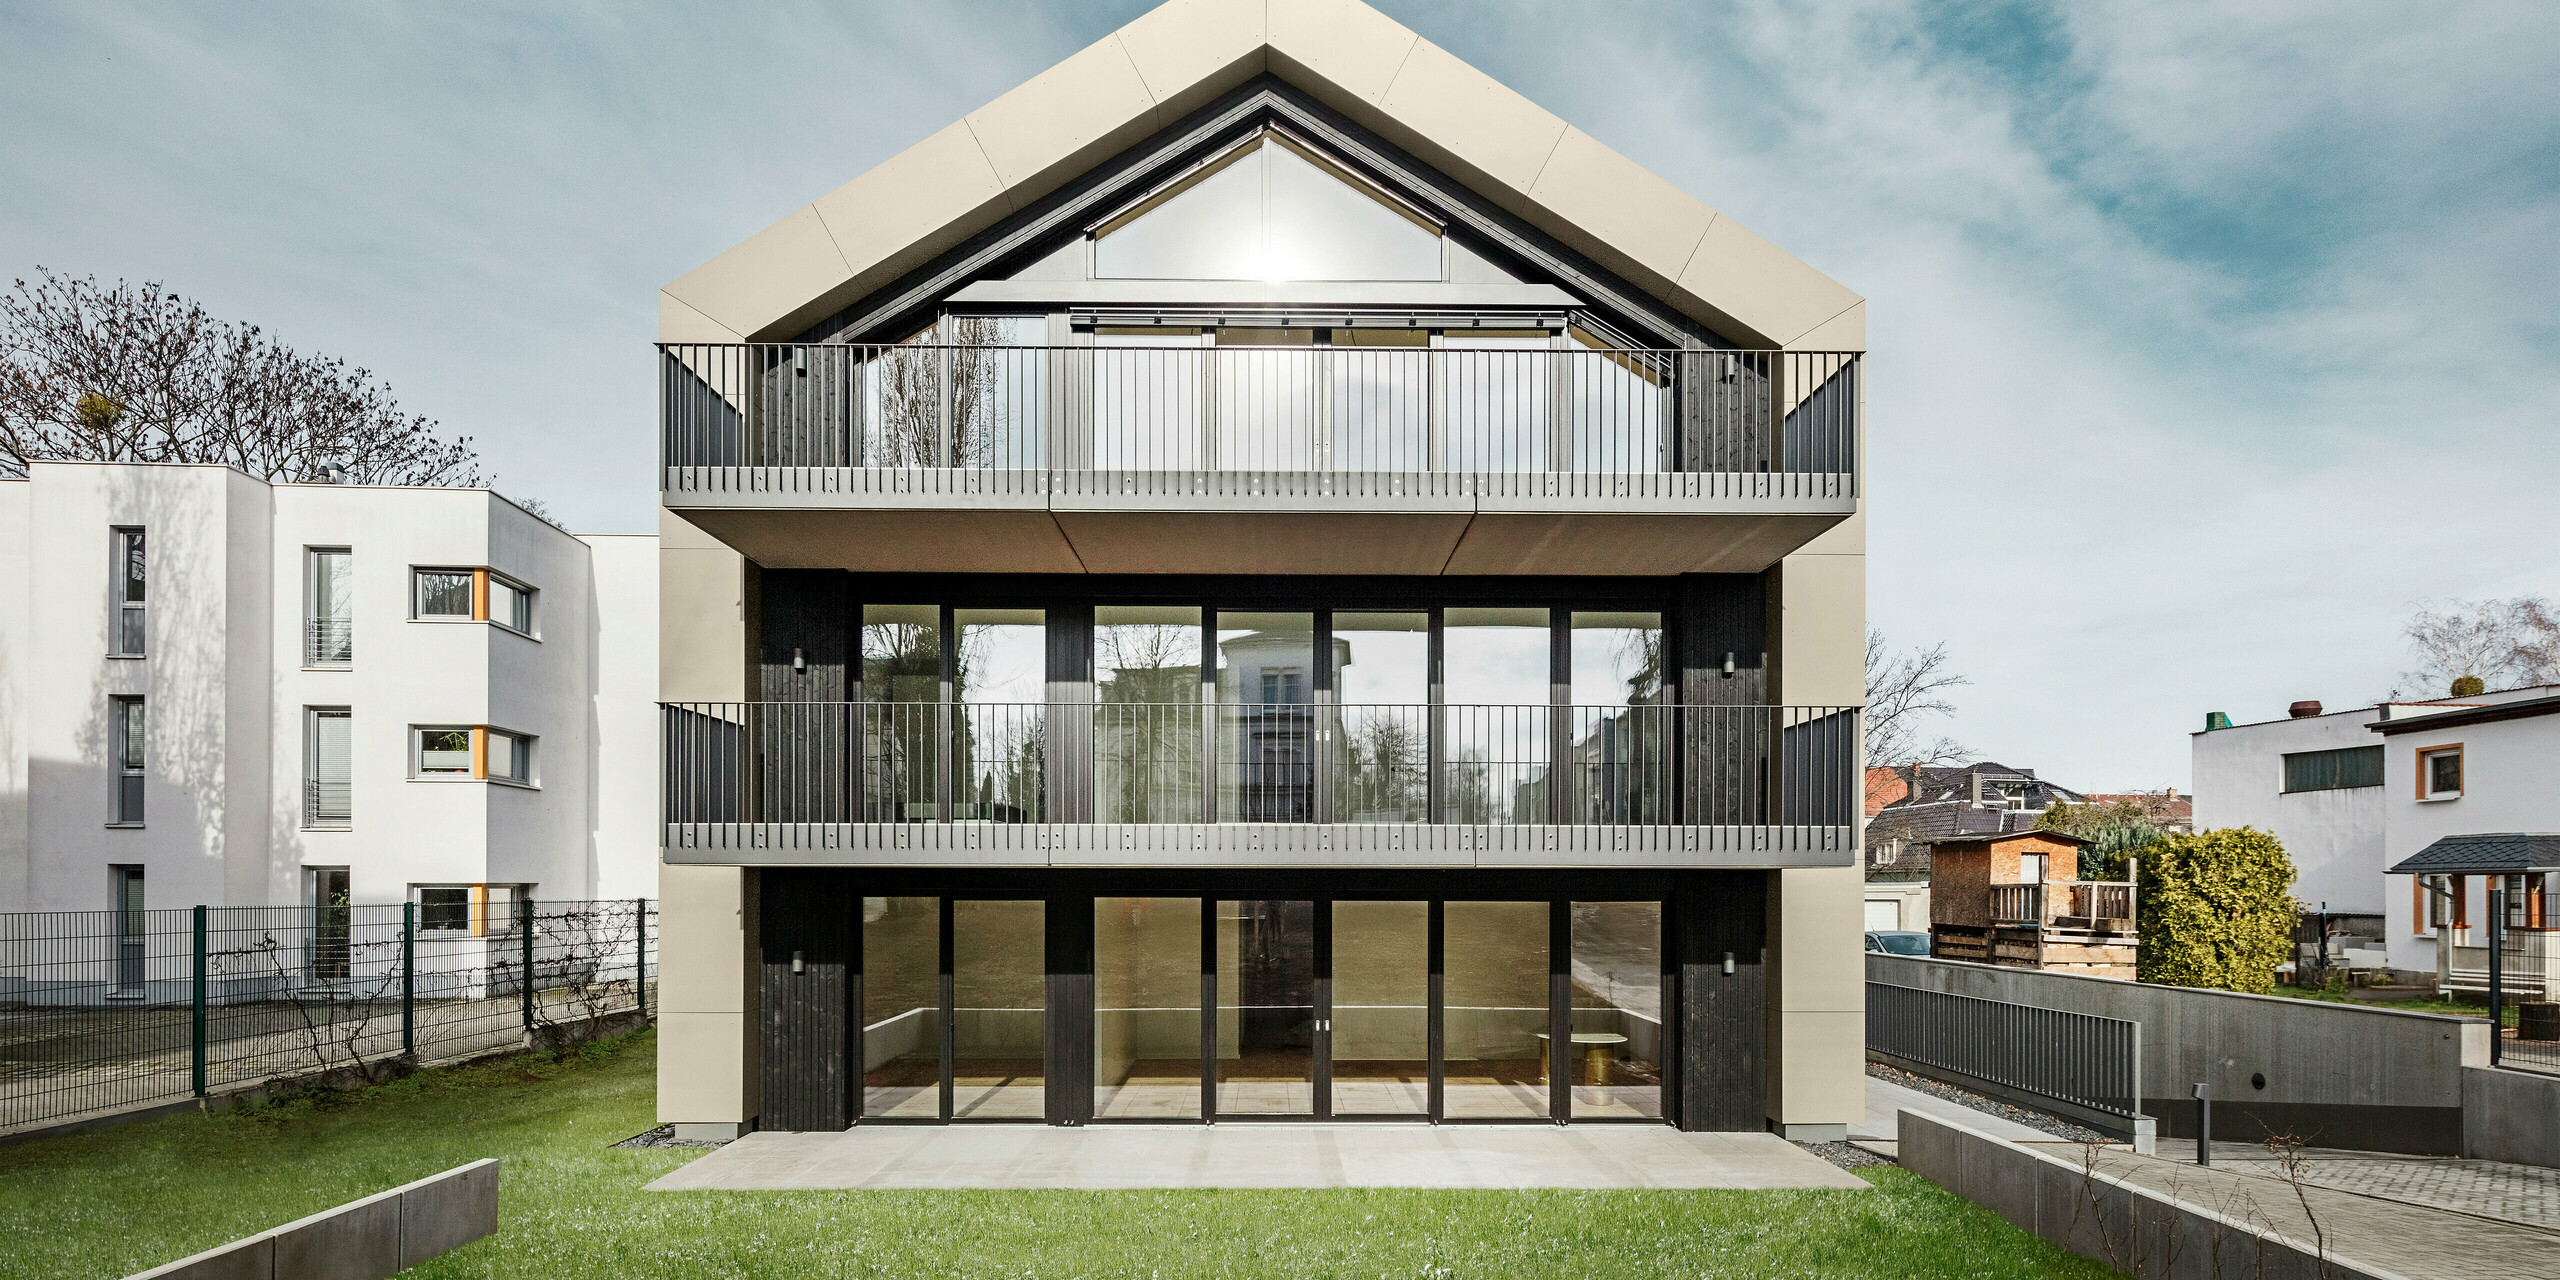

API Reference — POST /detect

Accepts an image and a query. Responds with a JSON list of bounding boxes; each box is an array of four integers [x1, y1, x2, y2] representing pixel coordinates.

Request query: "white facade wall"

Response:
[[0, 462, 657, 916], [2381, 709, 2560, 970], [2190, 710, 2389, 917], [585, 534, 662, 902]]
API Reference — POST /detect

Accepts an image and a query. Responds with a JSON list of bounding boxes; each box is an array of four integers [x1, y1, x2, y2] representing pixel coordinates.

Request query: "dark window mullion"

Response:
[[938, 896, 955, 1122]]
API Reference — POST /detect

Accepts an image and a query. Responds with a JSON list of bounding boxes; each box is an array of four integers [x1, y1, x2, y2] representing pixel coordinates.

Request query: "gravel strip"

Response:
[[612, 1124, 730, 1150], [1867, 1062, 2106, 1143], [1797, 1139, 1890, 1171]]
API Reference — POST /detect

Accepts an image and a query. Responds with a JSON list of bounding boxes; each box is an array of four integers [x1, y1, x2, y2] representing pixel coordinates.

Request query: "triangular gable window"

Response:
[[1093, 130, 1443, 282]]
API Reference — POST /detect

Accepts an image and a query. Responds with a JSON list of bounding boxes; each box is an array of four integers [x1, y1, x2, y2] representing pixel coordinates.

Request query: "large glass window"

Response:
[[1567, 326, 1668, 473], [1094, 131, 1442, 282], [1330, 900, 1427, 1117], [1094, 896, 1203, 1120], [1216, 899, 1315, 1115], [110, 528, 145, 656], [1095, 606, 1203, 823], [954, 608, 1045, 823], [1444, 332, 1553, 472], [1090, 328, 1206, 470], [1443, 900, 1549, 1119], [1212, 328, 1319, 470], [1569, 612, 1666, 824], [307, 548, 352, 665], [1333, 612, 1428, 823], [413, 568, 474, 619], [1442, 609, 1550, 825], [862, 896, 942, 1119], [304, 707, 352, 827], [1570, 901, 1663, 1120], [1217, 613, 1316, 822], [951, 899, 1045, 1119], [863, 604, 942, 822], [863, 317, 1047, 468]]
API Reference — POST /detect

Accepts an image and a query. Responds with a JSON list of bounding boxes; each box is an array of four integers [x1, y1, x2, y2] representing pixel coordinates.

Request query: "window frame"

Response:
[[305, 546, 354, 667], [487, 572, 536, 638], [486, 727, 536, 787], [411, 566, 480, 621], [109, 695, 145, 826], [413, 884, 529, 937], [303, 706, 353, 828], [2416, 744, 2464, 801], [109, 527, 146, 657], [410, 725, 480, 779]]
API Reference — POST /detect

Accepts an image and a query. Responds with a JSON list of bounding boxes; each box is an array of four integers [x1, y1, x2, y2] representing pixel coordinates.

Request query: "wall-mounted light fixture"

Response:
[[791, 950, 805, 974], [1721, 651, 1736, 677], [792, 646, 806, 673]]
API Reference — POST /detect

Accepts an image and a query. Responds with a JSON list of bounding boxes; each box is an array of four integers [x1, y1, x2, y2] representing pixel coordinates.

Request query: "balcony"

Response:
[[1989, 882, 2138, 927], [660, 700, 1858, 868], [659, 342, 1858, 575]]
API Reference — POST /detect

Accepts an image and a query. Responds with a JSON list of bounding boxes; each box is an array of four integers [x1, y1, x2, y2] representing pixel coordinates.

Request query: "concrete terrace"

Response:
[[646, 1125, 1869, 1192]]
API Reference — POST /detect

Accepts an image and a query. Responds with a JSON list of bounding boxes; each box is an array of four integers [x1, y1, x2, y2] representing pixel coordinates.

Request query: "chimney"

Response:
[[2289, 701, 2323, 719], [1969, 773, 1986, 805]]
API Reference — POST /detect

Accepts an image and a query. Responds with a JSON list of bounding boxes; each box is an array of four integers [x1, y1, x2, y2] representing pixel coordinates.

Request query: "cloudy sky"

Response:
[[4, 1, 2553, 789]]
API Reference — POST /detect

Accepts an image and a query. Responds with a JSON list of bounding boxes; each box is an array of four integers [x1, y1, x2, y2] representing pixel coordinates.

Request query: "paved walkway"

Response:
[[2194, 1141, 2560, 1236], [648, 1125, 1869, 1192]]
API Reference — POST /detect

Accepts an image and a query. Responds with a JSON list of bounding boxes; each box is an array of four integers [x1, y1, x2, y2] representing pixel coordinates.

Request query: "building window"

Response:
[[307, 548, 353, 665], [110, 696, 145, 824], [111, 865, 146, 995], [413, 727, 475, 776], [414, 568, 475, 619], [418, 886, 471, 932], [309, 866, 352, 980], [2282, 745, 2384, 793], [305, 708, 352, 827], [490, 574, 533, 636], [110, 527, 146, 656], [1092, 128, 1443, 282], [2424, 874, 2467, 931], [416, 884, 528, 937], [488, 728, 533, 785], [2418, 745, 2463, 800]]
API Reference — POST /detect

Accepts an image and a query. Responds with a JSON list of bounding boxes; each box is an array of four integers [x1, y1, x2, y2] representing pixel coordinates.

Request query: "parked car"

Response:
[[1864, 930, 1929, 956]]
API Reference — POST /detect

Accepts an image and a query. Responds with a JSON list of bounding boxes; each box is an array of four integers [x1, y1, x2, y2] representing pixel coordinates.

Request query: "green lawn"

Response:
[[0, 1031, 2118, 1279], [2266, 984, 2516, 1024]]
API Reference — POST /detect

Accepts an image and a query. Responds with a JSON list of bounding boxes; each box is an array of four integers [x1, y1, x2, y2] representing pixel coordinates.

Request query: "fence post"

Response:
[[635, 897, 648, 1019], [521, 900, 536, 1044], [2489, 887, 2505, 1067], [191, 905, 207, 1099], [402, 902, 416, 1057]]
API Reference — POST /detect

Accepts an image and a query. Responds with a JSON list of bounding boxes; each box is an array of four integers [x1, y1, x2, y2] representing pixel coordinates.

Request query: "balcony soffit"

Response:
[[658, 0, 1863, 352]]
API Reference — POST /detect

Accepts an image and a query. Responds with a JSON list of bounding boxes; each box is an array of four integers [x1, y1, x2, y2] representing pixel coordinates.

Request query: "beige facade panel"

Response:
[[1115, 0, 1272, 121], [656, 1010, 755, 1126], [1677, 214, 1866, 351], [1772, 548, 1865, 707], [1773, 865, 1865, 1013], [660, 511, 748, 704], [676, 508, 1090, 575], [1787, 298, 1866, 353], [658, 291, 745, 345], [964, 34, 1165, 203], [1524, 127, 1719, 301], [1264, 0, 1419, 116], [1771, 1008, 1864, 1127], [1442, 512, 1849, 576], [1790, 501, 1864, 557], [1370, 39, 1566, 218], [1052, 510, 1470, 574], [656, 863, 756, 1015], [804, 119, 1015, 326], [661, 205, 853, 347]]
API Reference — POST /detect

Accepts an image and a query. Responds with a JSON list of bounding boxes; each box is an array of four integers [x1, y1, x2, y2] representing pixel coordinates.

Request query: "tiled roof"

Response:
[[2387, 833, 2560, 875]]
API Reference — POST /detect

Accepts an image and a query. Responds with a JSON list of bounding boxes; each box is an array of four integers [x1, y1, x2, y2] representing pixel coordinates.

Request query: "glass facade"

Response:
[[1442, 900, 1550, 1119], [1094, 896, 1203, 1119], [951, 899, 1045, 1119], [862, 896, 941, 1119], [1216, 899, 1315, 1115], [1330, 900, 1428, 1116], [1569, 901, 1663, 1120]]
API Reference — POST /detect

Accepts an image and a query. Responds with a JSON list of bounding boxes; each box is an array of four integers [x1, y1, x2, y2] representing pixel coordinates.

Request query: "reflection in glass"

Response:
[[1332, 612, 1428, 822], [1568, 612, 1666, 824], [1444, 332, 1551, 472], [955, 609, 1045, 823], [1217, 899, 1314, 1114], [1570, 901, 1664, 1120], [863, 317, 1045, 468], [1330, 901, 1428, 1115], [862, 896, 941, 1119], [1331, 329, 1430, 470], [1095, 897, 1203, 1119], [862, 604, 940, 822], [1091, 328, 1204, 469], [952, 899, 1044, 1119], [1094, 132, 1441, 282], [1213, 328, 1317, 470], [1444, 900, 1550, 1119], [1443, 609, 1550, 825], [1095, 606, 1203, 823], [1216, 613, 1318, 822], [1567, 326, 1667, 473]]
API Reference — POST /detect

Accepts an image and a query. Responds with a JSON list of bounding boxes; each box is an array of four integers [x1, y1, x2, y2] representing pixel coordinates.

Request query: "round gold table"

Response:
[[1534, 1032, 1631, 1085]]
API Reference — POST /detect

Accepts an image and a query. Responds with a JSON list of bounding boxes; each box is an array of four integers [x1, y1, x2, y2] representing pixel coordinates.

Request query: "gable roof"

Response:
[[661, 0, 1863, 351]]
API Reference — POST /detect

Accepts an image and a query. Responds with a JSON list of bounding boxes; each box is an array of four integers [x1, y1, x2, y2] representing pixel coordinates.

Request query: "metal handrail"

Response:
[[659, 700, 1859, 829], [304, 618, 352, 666], [1867, 981, 2144, 1120], [660, 342, 1859, 487]]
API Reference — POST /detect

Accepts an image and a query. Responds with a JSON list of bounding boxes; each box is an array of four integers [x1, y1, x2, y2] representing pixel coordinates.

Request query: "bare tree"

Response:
[[0, 270, 481, 484], [1864, 628, 1973, 770], [2395, 596, 2560, 697]]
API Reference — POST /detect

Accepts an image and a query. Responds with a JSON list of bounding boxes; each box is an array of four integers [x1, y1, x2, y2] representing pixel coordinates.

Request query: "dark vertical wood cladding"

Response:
[[1044, 896, 1094, 1125], [1676, 573, 1766, 706], [758, 869, 856, 1132], [1672, 870, 1767, 1133], [758, 571, 854, 702], [1047, 604, 1095, 823], [1548, 899, 1571, 1123]]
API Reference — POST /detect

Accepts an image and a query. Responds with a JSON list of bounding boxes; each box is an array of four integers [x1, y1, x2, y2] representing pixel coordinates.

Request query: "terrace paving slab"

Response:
[[646, 1124, 1870, 1191]]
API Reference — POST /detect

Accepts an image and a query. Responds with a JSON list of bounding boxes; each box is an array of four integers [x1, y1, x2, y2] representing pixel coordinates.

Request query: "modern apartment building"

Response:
[[0, 462, 661, 923], [655, 0, 1868, 1140]]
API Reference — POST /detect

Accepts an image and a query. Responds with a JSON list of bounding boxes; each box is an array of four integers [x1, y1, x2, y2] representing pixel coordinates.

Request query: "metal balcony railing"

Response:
[[660, 343, 1858, 495], [305, 618, 352, 666], [660, 701, 1860, 829], [304, 780, 352, 829]]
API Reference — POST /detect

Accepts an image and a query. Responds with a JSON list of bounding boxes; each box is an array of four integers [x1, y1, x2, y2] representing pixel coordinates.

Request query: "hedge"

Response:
[[2136, 827, 2297, 993]]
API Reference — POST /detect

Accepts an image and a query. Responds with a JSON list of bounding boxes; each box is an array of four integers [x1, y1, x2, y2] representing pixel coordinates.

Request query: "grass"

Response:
[[0, 1030, 2120, 1279], [2266, 983, 2518, 1024]]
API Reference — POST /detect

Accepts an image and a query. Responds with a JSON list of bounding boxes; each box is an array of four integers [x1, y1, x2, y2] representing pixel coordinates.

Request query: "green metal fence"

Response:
[[0, 898, 654, 1135]]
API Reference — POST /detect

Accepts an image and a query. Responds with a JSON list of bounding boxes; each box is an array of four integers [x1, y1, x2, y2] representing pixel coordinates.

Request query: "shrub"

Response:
[[2136, 827, 2297, 993]]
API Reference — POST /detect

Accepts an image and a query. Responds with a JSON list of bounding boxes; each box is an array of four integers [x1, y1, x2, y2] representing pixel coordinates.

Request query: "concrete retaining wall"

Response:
[[126, 1158, 497, 1279], [2462, 1066, 2560, 1167], [1871, 954, 2488, 1155], [1899, 1110, 2384, 1280]]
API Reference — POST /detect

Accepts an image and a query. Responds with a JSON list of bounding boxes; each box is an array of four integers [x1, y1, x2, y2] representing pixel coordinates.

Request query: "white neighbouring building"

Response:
[[0, 461, 660, 924], [2192, 687, 2560, 988]]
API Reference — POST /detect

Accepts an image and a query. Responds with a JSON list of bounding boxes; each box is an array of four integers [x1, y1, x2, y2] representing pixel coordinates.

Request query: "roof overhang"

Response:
[[2369, 695, 2560, 735], [660, 0, 1863, 352], [2388, 833, 2560, 876]]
